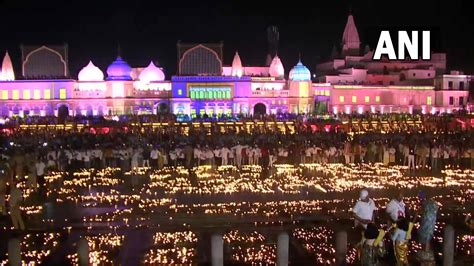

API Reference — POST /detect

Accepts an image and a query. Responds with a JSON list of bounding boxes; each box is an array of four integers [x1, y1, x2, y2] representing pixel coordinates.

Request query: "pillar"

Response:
[[443, 225, 454, 266], [8, 238, 21, 266], [77, 238, 89, 266], [211, 234, 223, 266], [335, 231, 347, 266], [277, 232, 289, 266]]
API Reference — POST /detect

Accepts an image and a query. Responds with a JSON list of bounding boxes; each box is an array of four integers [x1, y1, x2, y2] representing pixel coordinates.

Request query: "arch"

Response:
[[1, 106, 9, 117], [44, 105, 54, 116], [23, 46, 67, 77], [97, 106, 105, 116], [58, 105, 69, 119], [156, 102, 169, 114], [179, 44, 222, 75], [32, 106, 41, 116], [253, 103, 267, 116]]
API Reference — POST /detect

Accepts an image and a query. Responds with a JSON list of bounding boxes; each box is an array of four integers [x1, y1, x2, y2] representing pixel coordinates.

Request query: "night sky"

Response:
[[0, 0, 472, 78]]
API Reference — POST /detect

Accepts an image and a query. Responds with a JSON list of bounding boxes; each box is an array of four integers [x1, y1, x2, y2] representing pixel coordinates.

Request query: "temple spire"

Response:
[[231, 51, 243, 77], [342, 13, 360, 54], [0, 51, 15, 81]]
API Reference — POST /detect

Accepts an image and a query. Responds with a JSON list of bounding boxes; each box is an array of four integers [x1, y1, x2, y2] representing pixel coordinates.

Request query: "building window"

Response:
[[364, 96, 370, 103], [459, 82, 464, 90], [325, 90, 330, 96], [12, 90, 19, 100], [427, 96, 432, 105], [352, 96, 357, 103], [23, 90, 30, 100], [375, 96, 380, 103], [449, 96, 454, 105], [413, 73, 416, 77], [178, 89, 183, 96], [339, 96, 344, 103], [448, 81, 453, 89], [44, 89, 51, 99], [428, 73, 431, 77], [59, 88, 67, 99], [34, 89, 41, 100], [459, 97, 464, 105], [1, 90, 8, 100], [389, 81, 394, 85]]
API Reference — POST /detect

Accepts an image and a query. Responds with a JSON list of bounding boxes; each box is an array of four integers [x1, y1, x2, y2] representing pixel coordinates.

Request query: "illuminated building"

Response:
[[0, 14, 471, 117]]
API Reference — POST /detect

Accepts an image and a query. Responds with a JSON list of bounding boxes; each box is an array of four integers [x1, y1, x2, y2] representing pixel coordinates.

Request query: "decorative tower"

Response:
[[231, 52, 243, 77], [269, 55, 284, 79], [341, 14, 360, 55], [0, 51, 15, 81]]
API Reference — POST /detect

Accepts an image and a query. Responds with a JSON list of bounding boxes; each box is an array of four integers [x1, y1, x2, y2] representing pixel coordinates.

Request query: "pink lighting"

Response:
[[139, 61, 165, 83], [345, 106, 351, 114], [78, 61, 104, 81], [269, 55, 284, 79], [0, 52, 15, 81]]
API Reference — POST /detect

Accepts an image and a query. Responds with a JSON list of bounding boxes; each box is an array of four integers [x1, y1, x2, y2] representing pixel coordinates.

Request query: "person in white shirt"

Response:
[[213, 147, 222, 167], [205, 147, 214, 166], [194, 146, 202, 166], [233, 143, 243, 168], [228, 148, 235, 166], [247, 147, 254, 165], [83, 150, 91, 169], [221, 146, 230, 166], [352, 189, 378, 229], [131, 149, 141, 169], [150, 148, 159, 168], [254, 146, 261, 165], [305, 147, 314, 164], [169, 149, 178, 167], [431, 145, 439, 172], [313, 145, 321, 163], [385, 192, 406, 226]]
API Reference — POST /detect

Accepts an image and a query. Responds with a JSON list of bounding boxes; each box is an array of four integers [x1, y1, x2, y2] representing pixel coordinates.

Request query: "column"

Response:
[[277, 232, 289, 266]]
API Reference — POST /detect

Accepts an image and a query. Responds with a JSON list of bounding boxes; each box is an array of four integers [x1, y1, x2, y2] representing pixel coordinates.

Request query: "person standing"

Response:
[[407, 145, 415, 170], [233, 143, 243, 168], [150, 147, 159, 168], [430, 145, 439, 173], [385, 191, 406, 226], [416, 191, 438, 261], [352, 189, 378, 229], [220, 146, 230, 166], [184, 144, 193, 169], [35, 158, 47, 199], [10, 183, 25, 230], [142, 145, 151, 168], [391, 218, 410, 266]]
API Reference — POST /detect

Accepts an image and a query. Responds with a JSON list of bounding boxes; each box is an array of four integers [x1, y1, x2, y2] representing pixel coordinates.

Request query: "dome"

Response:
[[289, 60, 311, 81], [78, 61, 104, 81], [139, 61, 165, 83], [106, 56, 132, 80], [269, 55, 284, 79]]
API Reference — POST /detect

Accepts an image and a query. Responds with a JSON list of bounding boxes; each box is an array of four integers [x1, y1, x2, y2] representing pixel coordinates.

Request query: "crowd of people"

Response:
[[0, 123, 473, 179]]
